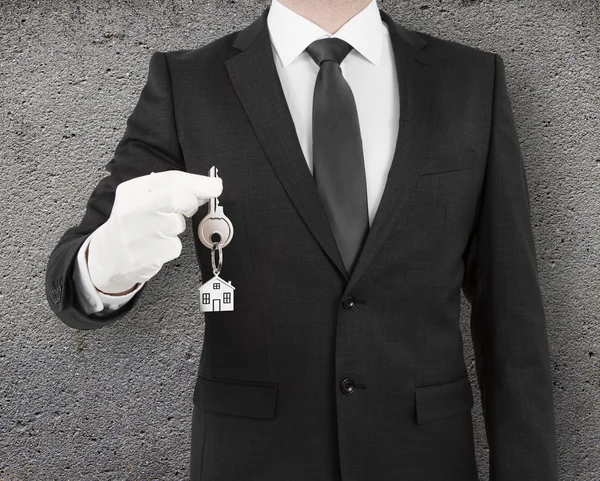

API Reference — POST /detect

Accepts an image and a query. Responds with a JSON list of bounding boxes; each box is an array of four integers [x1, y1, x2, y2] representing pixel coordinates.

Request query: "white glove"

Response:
[[87, 170, 223, 294]]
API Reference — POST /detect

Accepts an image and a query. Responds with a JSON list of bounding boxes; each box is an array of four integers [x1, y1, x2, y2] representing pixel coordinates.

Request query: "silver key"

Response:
[[197, 166, 234, 249]]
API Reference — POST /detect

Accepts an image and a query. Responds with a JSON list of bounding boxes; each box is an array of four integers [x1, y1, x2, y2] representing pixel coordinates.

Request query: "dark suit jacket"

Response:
[[45, 5, 558, 481]]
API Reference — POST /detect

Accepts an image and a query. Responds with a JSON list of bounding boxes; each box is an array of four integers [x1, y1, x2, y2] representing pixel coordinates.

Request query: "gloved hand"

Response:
[[86, 170, 223, 295]]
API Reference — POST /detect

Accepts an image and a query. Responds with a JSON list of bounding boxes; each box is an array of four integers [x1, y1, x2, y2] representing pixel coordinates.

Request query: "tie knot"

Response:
[[305, 38, 353, 66]]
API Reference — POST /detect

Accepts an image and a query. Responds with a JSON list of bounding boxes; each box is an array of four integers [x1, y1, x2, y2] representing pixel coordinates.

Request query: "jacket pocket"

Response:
[[193, 374, 279, 420], [414, 374, 474, 424], [419, 149, 476, 176]]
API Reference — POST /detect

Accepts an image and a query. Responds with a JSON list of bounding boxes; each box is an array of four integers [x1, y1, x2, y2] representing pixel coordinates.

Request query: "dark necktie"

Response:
[[305, 37, 369, 276]]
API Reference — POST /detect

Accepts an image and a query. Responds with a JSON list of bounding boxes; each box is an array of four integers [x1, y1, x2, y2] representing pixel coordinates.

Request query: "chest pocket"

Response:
[[418, 149, 477, 176]]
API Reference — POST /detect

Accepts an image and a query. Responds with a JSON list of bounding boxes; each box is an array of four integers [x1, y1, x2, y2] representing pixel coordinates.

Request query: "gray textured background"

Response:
[[1, 0, 598, 479]]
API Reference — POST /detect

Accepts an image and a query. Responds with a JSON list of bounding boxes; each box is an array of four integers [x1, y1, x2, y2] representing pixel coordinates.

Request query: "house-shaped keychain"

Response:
[[198, 274, 235, 312]]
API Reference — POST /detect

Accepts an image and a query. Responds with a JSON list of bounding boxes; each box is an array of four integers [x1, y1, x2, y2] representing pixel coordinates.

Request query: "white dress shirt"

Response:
[[73, 0, 399, 315]]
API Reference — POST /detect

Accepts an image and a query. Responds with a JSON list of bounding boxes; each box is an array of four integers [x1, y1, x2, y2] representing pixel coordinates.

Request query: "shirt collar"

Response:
[[267, 0, 385, 68]]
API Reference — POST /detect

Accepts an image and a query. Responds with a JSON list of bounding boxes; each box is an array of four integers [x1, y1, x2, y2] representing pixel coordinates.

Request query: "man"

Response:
[[45, 0, 558, 479]]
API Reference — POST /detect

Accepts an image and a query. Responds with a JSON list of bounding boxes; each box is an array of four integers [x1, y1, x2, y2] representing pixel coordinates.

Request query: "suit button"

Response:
[[340, 378, 355, 394], [342, 295, 356, 310]]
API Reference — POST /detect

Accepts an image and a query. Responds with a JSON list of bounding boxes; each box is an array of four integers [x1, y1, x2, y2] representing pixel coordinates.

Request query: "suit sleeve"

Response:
[[461, 53, 558, 480], [45, 51, 185, 330]]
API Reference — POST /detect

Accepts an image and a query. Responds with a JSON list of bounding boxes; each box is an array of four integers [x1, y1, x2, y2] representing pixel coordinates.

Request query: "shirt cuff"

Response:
[[73, 234, 145, 314]]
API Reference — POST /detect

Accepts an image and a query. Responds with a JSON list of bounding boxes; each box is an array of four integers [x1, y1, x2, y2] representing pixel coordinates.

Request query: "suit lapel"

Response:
[[225, 6, 441, 289], [345, 9, 441, 293], [225, 6, 349, 280]]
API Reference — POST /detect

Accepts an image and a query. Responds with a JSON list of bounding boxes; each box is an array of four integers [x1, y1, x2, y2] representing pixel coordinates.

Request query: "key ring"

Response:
[[211, 241, 223, 276]]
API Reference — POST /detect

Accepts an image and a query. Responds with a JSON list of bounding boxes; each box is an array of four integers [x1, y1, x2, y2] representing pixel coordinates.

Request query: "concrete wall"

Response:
[[1, 1, 598, 479]]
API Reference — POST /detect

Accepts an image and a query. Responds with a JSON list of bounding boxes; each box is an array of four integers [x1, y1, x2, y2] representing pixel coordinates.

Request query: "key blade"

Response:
[[208, 166, 219, 213]]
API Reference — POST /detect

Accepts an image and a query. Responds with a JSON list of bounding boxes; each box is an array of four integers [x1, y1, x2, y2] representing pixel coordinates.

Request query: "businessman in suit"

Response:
[[45, 0, 558, 479]]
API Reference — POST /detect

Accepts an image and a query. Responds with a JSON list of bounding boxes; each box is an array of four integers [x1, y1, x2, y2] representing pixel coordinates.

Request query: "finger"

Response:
[[150, 184, 210, 217], [155, 211, 186, 237], [160, 236, 183, 263], [134, 235, 182, 267]]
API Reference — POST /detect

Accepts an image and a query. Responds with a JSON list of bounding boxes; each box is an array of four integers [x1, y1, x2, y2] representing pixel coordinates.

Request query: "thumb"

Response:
[[130, 170, 223, 199]]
